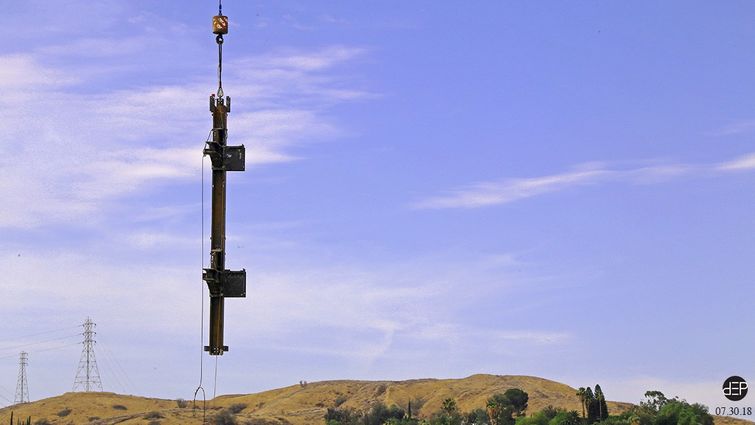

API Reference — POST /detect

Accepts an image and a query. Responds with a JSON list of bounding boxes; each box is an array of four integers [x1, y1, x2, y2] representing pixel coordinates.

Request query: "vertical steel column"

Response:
[[203, 4, 245, 357], [209, 98, 228, 355]]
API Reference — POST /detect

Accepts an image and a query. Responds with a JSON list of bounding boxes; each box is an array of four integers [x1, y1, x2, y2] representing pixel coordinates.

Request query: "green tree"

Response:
[[539, 406, 561, 421], [324, 406, 360, 425], [655, 400, 713, 425], [584, 387, 599, 423], [624, 406, 653, 425], [576, 388, 587, 419], [548, 411, 580, 425], [487, 394, 515, 425], [465, 408, 490, 425], [503, 389, 529, 417], [594, 384, 609, 420], [426, 398, 462, 425], [639, 391, 668, 414], [515, 411, 549, 425], [590, 416, 630, 425], [442, 398, 459, 415], [363, 402, 405, 425]]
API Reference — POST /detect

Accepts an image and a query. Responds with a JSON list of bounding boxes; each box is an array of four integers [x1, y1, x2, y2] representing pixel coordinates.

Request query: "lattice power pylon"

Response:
[[14, 351, 29, 404], [72, 317, 103, 392]]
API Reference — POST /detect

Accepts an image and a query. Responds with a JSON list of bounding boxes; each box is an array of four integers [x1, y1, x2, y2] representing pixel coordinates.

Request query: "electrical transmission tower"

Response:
[[72, 317, 103, 392], [14, 351, 29, 404]]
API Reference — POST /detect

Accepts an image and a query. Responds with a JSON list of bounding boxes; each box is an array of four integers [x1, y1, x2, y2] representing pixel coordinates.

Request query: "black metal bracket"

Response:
[[204, 345, 229, 353], [203, 268, 247, 297], [224, 145, 245, 171], [203, 142, 245, 171]]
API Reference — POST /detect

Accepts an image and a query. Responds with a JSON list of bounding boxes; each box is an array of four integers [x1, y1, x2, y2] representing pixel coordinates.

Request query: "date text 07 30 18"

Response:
[[715, 407, 753, 416]]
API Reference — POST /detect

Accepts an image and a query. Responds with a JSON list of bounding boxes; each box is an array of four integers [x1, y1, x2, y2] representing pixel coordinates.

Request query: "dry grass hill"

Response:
[[0, 375, 750, 425]]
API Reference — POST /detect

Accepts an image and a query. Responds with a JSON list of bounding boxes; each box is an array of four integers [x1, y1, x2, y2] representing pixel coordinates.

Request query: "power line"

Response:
[[0, 392, 12, 406], [106, 346, 134, 393], [0, 341, 81, 362], [0, 383, 15, 405], [98, 353, 125, 394], [0, 333, 81, 354], [32, 342, 81, 354], [2, 325, 80, 341], [0, 338, 80, 361], [98, 343, 133, 394]]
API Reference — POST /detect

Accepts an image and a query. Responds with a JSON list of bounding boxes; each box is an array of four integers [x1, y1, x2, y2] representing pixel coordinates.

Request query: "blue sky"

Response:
[[1, 0, 754, 412]]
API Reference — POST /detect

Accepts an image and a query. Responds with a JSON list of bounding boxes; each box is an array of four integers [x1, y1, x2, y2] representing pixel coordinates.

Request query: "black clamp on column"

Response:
[[203, 142, 245, 171], [202, 268, 247, 298]]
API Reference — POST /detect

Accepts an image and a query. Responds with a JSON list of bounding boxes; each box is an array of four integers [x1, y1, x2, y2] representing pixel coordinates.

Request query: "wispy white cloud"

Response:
[[0, 40, 368, 228], [415, 154, 754, 210], [415, 166, 610, 210], [246, 46, 365, 72], [125, 230, 199, 249], [717, 152, 755, 171], [0, 247, 567, 389], [35, 36, 153, 58], [0, 55, 77, 88], [710, 119, 755, 136]]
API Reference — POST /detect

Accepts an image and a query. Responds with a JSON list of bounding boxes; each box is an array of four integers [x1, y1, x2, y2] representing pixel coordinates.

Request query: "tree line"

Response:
[[324, 384, 714, 425]]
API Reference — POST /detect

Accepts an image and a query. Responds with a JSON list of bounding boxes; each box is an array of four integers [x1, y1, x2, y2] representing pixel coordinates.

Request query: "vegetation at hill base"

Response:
[[324, 385, 715, 425], [0, 375, 738, 425]]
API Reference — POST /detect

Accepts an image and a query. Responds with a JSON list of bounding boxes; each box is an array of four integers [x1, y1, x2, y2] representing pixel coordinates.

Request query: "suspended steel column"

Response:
[[203, 4, 246, 356]]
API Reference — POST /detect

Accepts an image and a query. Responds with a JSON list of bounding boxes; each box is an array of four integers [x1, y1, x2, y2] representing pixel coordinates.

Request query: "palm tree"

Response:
[[585, 387, 596, 423], [442, 398, 458, 414], [576, 387, 587, 419], [487, 398, 500, 425]]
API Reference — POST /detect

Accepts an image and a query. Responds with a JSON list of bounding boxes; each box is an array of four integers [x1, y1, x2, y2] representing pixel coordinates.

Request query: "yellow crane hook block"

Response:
[[213, 15, 228, 34]]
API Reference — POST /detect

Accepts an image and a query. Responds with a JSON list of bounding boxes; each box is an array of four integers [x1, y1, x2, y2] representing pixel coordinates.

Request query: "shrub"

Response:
[[410, 397, 426, 416], [465, 408, 490, 425], [144, 411, 165, 419], [334, 394, 348, 407], [516, 412, 549, 425], [244, 419, 291, 425], [364, 402, 405, 425], [112, 404, 128, 410], [548, 411, 581, 425], [56, 408, 72, 417], [228, 403, 248, 414], [176, 398, 189, 408], [374, 384, 387, 397], [324, 407, 361, 425], [212, 409, 238, 425], [540, 406, 561, 420]]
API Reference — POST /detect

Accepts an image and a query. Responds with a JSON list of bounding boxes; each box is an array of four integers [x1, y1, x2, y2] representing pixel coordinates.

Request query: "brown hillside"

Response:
[[0, 375, 751, 425]]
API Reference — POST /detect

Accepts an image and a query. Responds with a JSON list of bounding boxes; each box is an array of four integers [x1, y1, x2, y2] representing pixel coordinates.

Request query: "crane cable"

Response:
[[193, 134, 211, 423], [216, 0, 224, 99]]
